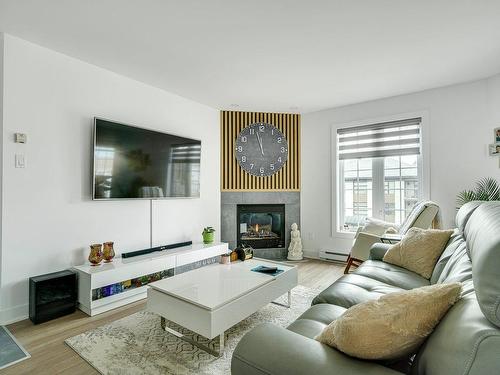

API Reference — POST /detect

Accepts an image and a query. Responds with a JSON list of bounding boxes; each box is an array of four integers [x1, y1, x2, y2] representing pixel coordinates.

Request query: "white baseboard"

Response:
[[302, 249, 320, 259], [0, 304, 28, 325], [318, 250, 349, 262], [303, 249, 350, 261]]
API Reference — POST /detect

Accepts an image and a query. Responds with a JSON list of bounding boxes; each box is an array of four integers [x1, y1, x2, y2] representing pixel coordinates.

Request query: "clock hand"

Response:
[[256, 132, 264, 156]]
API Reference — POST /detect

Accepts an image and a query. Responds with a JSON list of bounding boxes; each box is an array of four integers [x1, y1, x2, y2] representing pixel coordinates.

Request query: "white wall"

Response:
[[301, 76, 500, 257], [0, 34, 4, 296], [0, 35, 220, 324]]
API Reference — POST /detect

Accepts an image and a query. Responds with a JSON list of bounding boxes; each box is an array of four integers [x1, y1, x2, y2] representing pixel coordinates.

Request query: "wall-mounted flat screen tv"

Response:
[[92, 118, 201, 200]]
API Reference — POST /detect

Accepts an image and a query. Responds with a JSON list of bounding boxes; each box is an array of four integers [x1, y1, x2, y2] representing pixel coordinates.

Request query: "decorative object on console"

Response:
[[456, 177, 500, 208], [29, 270, 77, 324], [230, 250, 239, 262], [220, 253, 231, 264], [103, 241, 115, 262], [235, 245, 253, 261], [287, 223, 303, 260], [202, 226, 215, 244], [315, 282, 462, 360], [88, 243, 103, 266]]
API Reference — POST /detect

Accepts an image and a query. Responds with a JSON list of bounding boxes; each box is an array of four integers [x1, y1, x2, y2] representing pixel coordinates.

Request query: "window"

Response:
[[338, 117, 423, 232]]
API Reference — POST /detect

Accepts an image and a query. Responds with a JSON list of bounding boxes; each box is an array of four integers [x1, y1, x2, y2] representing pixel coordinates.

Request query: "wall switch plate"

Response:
[[14, 133, 27, 143], [15, 154, 26, 168]]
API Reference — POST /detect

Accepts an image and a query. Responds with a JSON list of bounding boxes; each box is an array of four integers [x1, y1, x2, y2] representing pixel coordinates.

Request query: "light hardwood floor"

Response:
[[5, 259, 344, 375]]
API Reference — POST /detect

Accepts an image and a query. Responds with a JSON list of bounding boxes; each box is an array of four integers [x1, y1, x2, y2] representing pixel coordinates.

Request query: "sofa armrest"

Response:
[[231, 323, 403, 375], [369, 243, 392, 260]]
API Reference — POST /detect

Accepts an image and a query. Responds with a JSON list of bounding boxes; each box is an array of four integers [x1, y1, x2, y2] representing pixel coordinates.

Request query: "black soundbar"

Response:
[[121, 240, 193, 258]]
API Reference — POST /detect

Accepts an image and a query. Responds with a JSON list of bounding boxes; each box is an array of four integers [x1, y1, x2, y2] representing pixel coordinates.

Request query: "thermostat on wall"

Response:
[[15, 133, 27, 143]]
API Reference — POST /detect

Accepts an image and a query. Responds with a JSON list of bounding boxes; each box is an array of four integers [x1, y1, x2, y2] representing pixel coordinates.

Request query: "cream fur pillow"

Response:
[[383, 228, 454, 279], [315, 283, 462, 360]]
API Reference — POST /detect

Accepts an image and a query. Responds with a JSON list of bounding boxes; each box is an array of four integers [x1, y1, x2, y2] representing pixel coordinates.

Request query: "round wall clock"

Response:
[[235, 122, 288, 177]]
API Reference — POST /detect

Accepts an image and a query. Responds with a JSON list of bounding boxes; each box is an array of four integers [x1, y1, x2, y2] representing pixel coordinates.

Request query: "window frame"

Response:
[[331, 111, 430, 238]]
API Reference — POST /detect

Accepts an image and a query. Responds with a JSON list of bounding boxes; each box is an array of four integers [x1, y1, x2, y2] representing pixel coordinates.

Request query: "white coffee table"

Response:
[[147, 258, 298, 356]]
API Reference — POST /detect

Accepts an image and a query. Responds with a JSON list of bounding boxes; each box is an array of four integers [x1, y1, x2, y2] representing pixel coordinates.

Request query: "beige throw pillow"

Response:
[[315, 283, 462, 360], [383, 228, 454, 279]]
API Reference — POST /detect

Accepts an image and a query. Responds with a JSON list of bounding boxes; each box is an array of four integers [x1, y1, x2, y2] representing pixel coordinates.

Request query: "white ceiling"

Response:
[[1, 0, 500, 113]]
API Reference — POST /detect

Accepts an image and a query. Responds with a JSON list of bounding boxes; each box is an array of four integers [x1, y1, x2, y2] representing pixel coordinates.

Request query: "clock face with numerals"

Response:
[[235, 122, 288, 177]]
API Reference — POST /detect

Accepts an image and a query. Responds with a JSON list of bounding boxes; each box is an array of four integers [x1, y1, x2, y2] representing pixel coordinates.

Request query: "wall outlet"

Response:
[[15, 154, 26, 168], [14, 133, 27, 144]]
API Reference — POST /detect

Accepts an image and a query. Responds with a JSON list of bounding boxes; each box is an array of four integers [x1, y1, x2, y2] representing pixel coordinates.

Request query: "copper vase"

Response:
[[103, 241, 115, 262], [89, 244, 103, 266]]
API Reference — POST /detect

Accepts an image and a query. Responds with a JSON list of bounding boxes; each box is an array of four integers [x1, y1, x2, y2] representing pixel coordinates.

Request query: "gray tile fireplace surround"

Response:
[[221, 192, 300, 259]]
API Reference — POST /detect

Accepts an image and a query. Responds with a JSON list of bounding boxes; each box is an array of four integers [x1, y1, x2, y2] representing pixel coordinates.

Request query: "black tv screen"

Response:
[[92, 118, 201, 199]]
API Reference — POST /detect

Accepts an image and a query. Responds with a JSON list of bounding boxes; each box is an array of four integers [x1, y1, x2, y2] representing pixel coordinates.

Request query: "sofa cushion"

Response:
[[430, 229, 464, 283], [383, 228, 454, 279], [463, 201, 500, 327], [287, 304, 346, 339], [434, 241, 472, 284], [315, 283, 462, 361], [295, 303, 347, 326], [355, 260, 430, 290], [312, 273, 404, 308], [232, 323, 405, 375], [456, 200, 483, 234]]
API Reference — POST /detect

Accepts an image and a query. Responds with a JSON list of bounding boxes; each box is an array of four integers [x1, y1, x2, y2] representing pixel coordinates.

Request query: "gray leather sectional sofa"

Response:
[[232, 201, 500, 375]]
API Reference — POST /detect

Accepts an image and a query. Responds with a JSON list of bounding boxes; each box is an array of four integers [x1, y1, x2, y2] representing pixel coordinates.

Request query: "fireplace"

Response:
[[237, 204, 285, 249]]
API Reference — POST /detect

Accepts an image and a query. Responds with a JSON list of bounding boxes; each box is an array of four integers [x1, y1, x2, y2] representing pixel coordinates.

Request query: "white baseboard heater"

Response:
[[319, 250, 348, 262]]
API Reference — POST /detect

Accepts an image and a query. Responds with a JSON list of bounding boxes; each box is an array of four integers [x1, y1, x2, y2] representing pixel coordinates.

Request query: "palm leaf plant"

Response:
[[456, 177, 500, 209]]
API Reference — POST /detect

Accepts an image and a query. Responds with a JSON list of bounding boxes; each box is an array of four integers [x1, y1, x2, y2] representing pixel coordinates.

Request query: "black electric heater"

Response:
[[29, 270, 77, 324]]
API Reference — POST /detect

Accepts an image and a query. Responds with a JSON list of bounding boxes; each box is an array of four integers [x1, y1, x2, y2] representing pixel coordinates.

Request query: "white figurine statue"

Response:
[[287, 223, 303, 260]]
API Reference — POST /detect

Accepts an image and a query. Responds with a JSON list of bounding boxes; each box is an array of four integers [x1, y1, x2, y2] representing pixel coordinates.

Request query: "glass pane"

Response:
[[359, 158, 372, 170], [401, 168, 418, 177], [385, 169, 399, 177], [341, 159, 373, 232], [383, 155, 420, 226], [344, 190, 353, 209], [358, 169, 372, 178], [344, 159, 357, 171], [384, 156, 400, 169], [401, 155, 417, 168]]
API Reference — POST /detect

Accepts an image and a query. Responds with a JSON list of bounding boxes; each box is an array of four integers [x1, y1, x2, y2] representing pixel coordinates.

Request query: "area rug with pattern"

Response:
[[65, 285, 318, 375]]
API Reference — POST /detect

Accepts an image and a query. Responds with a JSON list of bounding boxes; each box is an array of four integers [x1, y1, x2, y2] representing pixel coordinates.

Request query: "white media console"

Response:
[[73, 242, 229, 316]]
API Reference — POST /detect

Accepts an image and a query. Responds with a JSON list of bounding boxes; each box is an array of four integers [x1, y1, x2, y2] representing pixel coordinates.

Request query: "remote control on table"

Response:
[[258, 266, 278, 273]]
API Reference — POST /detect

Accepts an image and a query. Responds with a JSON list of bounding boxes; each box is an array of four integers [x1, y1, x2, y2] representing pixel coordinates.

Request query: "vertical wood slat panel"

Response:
[[221, 110, 300, 191]]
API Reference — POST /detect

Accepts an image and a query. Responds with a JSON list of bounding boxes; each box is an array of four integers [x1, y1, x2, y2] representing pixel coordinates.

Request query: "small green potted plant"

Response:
[[202, 226, 215, 244]]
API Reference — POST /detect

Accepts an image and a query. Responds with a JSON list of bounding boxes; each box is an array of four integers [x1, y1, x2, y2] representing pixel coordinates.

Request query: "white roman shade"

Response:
[[337, 117, 421, 160]]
